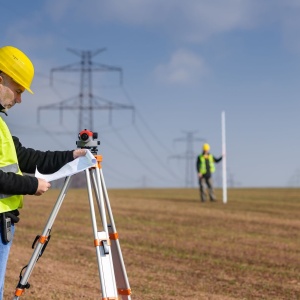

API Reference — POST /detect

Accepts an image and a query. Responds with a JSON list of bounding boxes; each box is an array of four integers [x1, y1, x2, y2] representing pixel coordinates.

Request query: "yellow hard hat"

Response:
[[203, 143, 210, 151], [0, 46, 34, 94]]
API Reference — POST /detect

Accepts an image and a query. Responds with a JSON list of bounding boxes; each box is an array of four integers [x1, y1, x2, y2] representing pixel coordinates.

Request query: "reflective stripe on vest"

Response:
[[199, 154, 215, 174], [0, 163, 18, 173], [0, 117, 23, 213]]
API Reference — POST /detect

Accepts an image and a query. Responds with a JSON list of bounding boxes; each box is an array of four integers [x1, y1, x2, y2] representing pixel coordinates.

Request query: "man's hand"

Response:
[[73, 149, 87, 159], [35, 178, 51, 196], [198, 173, 203, 178]]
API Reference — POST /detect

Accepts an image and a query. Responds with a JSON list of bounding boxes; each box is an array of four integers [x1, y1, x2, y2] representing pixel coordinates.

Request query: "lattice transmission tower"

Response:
[[170, 131, 205, 188], [37, 48, 134, 132]]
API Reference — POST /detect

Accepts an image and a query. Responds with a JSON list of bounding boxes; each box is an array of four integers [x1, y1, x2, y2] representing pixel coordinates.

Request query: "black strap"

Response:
[[5, 209, 20, 223]]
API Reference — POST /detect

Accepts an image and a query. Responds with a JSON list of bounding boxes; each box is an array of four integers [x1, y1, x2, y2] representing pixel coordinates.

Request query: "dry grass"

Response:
[[4, 187, 300, 299]]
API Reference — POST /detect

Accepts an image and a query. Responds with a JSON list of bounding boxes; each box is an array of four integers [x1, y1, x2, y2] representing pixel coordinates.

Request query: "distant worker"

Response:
[[196, 143, 222, 202], [0, 45, 87, 299]]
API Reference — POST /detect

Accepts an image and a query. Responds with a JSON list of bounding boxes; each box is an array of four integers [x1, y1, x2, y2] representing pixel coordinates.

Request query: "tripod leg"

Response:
[[13, 176, 72, 299], [85, 169, 118, 299], [91, 166, 132, 299]]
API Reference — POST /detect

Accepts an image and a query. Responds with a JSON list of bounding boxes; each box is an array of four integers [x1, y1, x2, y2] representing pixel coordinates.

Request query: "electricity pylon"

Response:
[[37, 48, 134, 132], [170, 131, 205, 188]]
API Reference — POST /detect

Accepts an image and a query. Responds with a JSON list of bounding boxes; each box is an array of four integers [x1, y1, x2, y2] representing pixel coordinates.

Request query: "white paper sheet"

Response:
[[35, 150, 96, 182]]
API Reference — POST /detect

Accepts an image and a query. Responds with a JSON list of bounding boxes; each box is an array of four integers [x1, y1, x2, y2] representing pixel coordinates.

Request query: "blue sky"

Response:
[[2, 0, 300, 188]]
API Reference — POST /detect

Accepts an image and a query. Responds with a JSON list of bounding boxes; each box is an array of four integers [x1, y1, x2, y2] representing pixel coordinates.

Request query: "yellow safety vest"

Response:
[[199, 154, 215, 174], [0, 116, 23, 213]]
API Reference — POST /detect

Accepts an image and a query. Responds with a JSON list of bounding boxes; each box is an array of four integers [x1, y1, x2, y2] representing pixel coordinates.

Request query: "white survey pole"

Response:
[[221, 111, 227, 203]]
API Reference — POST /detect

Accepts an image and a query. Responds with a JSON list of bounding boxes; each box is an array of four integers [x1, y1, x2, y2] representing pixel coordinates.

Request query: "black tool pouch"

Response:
[[1, 213, 12, 243]]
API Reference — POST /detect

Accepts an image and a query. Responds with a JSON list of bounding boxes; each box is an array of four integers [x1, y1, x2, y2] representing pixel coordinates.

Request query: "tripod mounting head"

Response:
[[76, 129, 100, 154]]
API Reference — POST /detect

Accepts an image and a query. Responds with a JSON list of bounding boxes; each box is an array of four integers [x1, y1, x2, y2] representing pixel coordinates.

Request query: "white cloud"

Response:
[[154, 49, 208, 85], [7, 0, 300, 52], [41, 0, 271, 43]]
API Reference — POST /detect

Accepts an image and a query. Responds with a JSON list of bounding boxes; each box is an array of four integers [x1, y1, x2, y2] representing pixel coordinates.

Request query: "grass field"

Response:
[[4, 187, 300, 299]]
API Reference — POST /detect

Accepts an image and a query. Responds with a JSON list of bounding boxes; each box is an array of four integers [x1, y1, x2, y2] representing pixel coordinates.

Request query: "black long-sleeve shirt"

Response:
[[0, 136, 74, 195]]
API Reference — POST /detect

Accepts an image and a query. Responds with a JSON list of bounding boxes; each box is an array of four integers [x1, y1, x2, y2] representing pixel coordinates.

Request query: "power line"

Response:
[[110, 125, 178, 183], [30, 53, 180, 186], [132, 123, 182, 181], [32, 49, 187, 187], [121, 86, 174, 154], [37, 48, 135, 132]]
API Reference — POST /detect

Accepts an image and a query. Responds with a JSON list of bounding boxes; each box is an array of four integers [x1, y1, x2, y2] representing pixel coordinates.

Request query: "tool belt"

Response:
[[0, 209, 20, 224]]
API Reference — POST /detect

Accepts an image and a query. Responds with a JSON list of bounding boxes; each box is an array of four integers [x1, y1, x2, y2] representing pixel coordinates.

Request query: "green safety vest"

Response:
[[199, 154, 215, 174], [0, 116, 23, 213]]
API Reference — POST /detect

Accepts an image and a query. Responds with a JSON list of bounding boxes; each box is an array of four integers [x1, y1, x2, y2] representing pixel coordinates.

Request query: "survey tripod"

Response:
[[13, 130, 132, 300]]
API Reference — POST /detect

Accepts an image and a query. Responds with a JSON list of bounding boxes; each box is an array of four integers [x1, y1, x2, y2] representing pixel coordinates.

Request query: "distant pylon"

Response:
[[170, 131, 205, 188], [37, 48, 135, 132]]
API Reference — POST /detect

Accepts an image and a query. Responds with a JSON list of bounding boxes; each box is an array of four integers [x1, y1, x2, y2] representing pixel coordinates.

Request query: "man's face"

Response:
[[0, 73, 25, 109]]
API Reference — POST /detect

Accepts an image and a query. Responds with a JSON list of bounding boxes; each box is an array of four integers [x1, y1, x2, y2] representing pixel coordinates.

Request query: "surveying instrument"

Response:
[[13, 129, 132, 300]]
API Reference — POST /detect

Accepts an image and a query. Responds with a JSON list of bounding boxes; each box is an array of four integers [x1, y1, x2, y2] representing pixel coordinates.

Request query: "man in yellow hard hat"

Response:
[[196, 143, 222, 202], [0, 46, 86, 299]]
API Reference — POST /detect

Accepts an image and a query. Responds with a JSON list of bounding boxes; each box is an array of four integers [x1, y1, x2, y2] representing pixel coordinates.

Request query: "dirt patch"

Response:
[[4, 188, 300, 299]]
